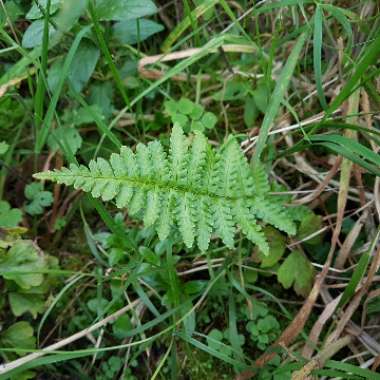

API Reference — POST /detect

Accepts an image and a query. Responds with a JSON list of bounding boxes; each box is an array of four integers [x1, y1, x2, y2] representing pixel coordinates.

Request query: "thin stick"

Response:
[[0, 298, 141, 375]]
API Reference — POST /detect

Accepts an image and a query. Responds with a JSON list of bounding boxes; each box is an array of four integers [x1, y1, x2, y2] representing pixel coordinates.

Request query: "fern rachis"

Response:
[[34, 125, 296, 252]]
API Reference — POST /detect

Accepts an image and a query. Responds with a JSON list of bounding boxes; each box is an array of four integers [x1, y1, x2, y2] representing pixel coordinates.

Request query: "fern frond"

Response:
[[234, 199, 269, 254], [251, 161, 270, 196], [252, 197, 296, 235], [34, 126, 296, 251]]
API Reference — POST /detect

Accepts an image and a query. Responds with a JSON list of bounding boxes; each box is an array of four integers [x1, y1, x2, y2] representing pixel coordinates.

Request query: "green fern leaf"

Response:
[[177, 193, 196, 248], [170, 124, 189, 183], [34, 126, 297, 252], [252, 197, 296, 235], [234, 199, 269, 254], [251, 161, 270, 196], [196, 195, 213, 251], [156, 192, 174, 241], [213, 199, 235, 248]]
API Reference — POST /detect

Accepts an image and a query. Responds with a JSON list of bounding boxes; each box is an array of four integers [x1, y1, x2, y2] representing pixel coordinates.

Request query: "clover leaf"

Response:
[[0, 200, 22, 228], [164, 98, 217, 132], [24, 182, 53, 216]]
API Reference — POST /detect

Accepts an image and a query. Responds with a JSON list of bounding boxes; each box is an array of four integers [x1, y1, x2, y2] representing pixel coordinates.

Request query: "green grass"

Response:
[[0, 1, 380, 379]]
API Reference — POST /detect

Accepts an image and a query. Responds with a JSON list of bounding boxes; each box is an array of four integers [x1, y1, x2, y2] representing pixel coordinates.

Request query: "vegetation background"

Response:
[[0, 0, 380, 379]]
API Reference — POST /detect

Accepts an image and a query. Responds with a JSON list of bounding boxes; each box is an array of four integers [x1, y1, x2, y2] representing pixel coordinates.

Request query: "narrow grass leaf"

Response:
[[254, 31, 308, 161], [35, 25, 91, 153], [325, 360, 380, 380], [328, 29, 380, 113], [313, 5, 327, 109], [161, 0, 219, 52]]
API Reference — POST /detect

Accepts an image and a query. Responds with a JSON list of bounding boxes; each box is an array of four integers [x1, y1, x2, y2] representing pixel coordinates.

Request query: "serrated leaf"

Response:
[[177, 193, 195, 248], [213, 200, 235, 248], [144, 190, 160, 227], [196, 195, 213, 251], [277, 250, 315, 297], [34, 126, 297, 252]]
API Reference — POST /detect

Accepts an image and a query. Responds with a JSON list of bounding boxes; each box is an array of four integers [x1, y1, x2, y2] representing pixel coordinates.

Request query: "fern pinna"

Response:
[[34, 126, 296, 253]]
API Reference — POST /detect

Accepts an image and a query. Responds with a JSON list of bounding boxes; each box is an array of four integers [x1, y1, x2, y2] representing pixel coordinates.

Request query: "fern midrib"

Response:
[[60, 172, 263, 202]]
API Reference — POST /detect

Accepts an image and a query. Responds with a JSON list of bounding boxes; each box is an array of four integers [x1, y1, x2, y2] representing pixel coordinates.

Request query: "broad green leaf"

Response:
[[207, 329, 224, 351], [26, 0, 61, 20], [252, 83, 270, 113], [95, 0, 158, 21], [9, 292, 45, 318], [0, 141, 9, 155], [89, 82, 114, 118], [0, 240, 45, 289], [21, 20, 57, 48], [244, 96, 258, 127], [0, 0, 87, 95], [54, 0, 88, 33], [114, 19, 164, 45], [47, 57, 64, 92], [296, 212, 323, 245], [0, 201, 22, 228], [277, 250, 315, 297], [0, 322, 36, 353], [47, 126, 83, 155], [112, 314, 132, 339], [70, 104, 104, 125], [201, 112, 217, 130], [178, 98, 194, 114], [0, 1, 23, 25], [68, 39, 100, 92]]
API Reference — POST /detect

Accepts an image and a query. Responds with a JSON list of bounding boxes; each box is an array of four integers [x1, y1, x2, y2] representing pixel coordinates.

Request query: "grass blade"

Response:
[[161, 0, 219, 52], [88, 0, 130, 108], [254, 31, 308, 161], [313, 5, 327, 109], [328, 28, 380, 113], [35, 25, 91, 153]]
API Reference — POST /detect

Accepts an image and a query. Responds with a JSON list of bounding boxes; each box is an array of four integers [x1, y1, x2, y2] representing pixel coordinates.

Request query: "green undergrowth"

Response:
[[0, 0, 379, 379]]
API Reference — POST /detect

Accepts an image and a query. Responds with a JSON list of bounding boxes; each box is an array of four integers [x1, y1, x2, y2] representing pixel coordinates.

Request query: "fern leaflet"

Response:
[[34, 125, 296, 252]]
